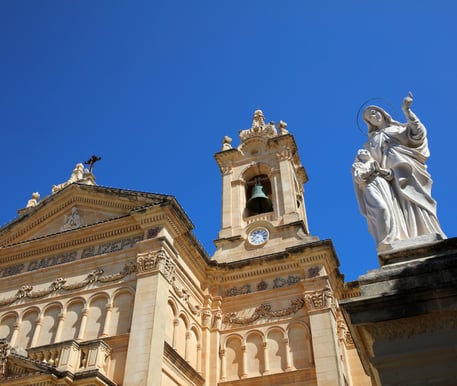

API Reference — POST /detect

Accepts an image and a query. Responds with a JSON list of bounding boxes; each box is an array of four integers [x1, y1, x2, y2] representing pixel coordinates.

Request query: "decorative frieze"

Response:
[[172, 281, 201, 316], [223, 298, 305, 326], [225, 275, 301, 297], [0, 235, 143, 278], [0, 263, 136, 308]]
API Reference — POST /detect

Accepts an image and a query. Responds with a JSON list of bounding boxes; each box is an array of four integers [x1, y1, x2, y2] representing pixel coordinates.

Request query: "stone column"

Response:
[[241, 344, 248, 378], [219, 348, 226, 381], [123, 247, 175, 386], [30, 316, 42, 347], [54, 313, 65, 343], [10, 321, 20, 348], [184, 331, 190, 362], [283, 337, 293, 371], [231, 179, 245, 234], [196, 343, 201, 373], [277, 150, 296, 217], [172, 318, 179, 349], [101, 304, 113, 337], [262, 341, 270, 375], [305, 287, 345, 386], [220, 166, 233, 232], [77, 308, 89, 341]]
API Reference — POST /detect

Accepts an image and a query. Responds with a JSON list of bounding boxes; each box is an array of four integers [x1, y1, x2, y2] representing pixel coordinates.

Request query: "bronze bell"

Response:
[[247, 183, 273, 214]]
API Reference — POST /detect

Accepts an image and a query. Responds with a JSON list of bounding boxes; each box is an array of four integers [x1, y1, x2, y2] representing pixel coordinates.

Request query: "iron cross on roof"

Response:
[[84, 155, 102, 173]]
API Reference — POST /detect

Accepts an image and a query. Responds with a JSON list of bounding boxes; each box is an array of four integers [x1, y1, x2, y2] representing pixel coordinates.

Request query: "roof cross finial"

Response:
[[84, 155, 102, 173]]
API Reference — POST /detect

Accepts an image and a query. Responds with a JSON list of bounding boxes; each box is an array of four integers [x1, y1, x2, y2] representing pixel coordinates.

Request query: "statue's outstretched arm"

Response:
[[402, 92, 425, 141]]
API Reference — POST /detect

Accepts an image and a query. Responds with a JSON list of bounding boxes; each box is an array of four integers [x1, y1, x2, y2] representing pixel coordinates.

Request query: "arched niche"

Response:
[[165, 299, 177, 346], [175, 312, 189, 359], [84, 294, 109, 340], [224, 335, 243, 380], [266, 327, 287, 372], [37, 303, 62, 346], [187, 326, 200, 369], [288, 322, 312, 369], [109, 289, 134, 336], [61, 298, 85, 342], [245, 331, 264, 377], [0, 312, 18, 342], [16, 308, 40, 349]]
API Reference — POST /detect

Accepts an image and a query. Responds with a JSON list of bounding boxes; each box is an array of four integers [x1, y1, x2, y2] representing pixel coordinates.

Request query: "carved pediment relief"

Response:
[[0, 184, 169, 247]]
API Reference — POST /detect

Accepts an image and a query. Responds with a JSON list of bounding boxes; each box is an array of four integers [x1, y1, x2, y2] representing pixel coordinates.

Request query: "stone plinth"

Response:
[[340, 237, 457, 386]]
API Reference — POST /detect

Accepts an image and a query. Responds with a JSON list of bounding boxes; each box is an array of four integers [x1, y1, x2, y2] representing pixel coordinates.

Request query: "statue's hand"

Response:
[[402, 91, 413, 110]]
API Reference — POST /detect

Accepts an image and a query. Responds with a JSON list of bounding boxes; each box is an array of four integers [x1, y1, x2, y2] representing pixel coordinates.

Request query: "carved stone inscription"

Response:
[[0, 235, 143, 278]]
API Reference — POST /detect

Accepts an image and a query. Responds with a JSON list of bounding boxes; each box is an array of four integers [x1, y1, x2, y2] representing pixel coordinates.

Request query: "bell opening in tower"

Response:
[[245, 175, 273, 216]]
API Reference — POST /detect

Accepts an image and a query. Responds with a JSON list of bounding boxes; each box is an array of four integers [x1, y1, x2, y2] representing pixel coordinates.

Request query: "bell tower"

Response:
[[213, 110, 318, 263]]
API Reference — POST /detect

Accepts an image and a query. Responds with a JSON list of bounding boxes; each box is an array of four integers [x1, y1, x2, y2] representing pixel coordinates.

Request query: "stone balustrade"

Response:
[[27, 339, 111, 375]]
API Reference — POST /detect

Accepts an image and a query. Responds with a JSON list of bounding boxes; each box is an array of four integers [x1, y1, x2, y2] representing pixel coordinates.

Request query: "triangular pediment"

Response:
[[0, 183, 171, 247]]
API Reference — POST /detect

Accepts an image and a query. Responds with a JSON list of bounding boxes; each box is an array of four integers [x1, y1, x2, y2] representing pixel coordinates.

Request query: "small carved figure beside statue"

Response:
[[352, 93, 446, 252]]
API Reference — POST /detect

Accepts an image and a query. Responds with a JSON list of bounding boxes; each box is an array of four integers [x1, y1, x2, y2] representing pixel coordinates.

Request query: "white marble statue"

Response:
[[52, 163, 94, 193], [354, 93, 445, 251], [221, 136, 232, 151], [26, 192, 40, 208]]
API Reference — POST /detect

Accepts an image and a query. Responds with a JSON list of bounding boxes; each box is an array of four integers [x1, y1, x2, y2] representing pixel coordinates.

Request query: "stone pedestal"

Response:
[[340, 237, 457, 386]]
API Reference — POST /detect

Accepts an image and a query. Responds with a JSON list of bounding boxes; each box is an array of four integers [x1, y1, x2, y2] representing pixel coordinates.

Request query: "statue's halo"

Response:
[[356, 97, 398, 135]]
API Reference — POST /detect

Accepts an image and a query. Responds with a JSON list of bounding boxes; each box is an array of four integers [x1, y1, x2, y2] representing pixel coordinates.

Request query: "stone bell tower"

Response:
[[213, 110, 318, 263]]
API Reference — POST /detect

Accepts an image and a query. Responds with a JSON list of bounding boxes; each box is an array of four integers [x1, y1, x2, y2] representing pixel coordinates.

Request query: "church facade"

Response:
[[0, 111, 370, 385]]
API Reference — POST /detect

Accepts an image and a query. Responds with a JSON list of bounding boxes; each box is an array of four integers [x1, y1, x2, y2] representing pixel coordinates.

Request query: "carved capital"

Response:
[[220, 163, 233, 175], [136, 249, 175, 281], [276, 149, 292, 161], [305, 287, 334, 311]]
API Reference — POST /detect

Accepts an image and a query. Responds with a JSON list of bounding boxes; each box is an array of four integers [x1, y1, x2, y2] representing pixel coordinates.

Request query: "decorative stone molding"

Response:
[[225, 275, 301, 297], [223, 298, 305, 326], [136, 249, 175, 282], [172, 281, 201, 316], [0, 263, 136, 308], [337, 316, 354, 347], [364, 311, 457, 342], [304, 287, 334, 311]]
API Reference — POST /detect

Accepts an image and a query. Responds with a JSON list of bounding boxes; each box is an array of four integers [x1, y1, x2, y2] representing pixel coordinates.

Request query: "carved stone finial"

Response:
[[26, 192, 40, 208], [239, 110, 278, 142], [277, 120, 288, 135], [52, 162, 97, 194], [221, 136, 232, 151], [84, 155, 102, 173], [252, 110, 266, 130]]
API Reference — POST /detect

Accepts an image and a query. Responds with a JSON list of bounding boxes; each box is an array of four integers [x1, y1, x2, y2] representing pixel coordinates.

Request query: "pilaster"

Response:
[[123, 244, 176, 386], [306, 286, 345, 386]]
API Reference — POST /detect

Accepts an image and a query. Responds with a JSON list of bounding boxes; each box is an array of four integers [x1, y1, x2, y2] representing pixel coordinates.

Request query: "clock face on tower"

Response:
[[248, 228, 269, 246]]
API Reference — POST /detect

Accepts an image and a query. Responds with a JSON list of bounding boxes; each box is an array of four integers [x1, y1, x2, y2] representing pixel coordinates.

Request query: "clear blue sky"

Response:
[[1, 1, 456, 281]]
